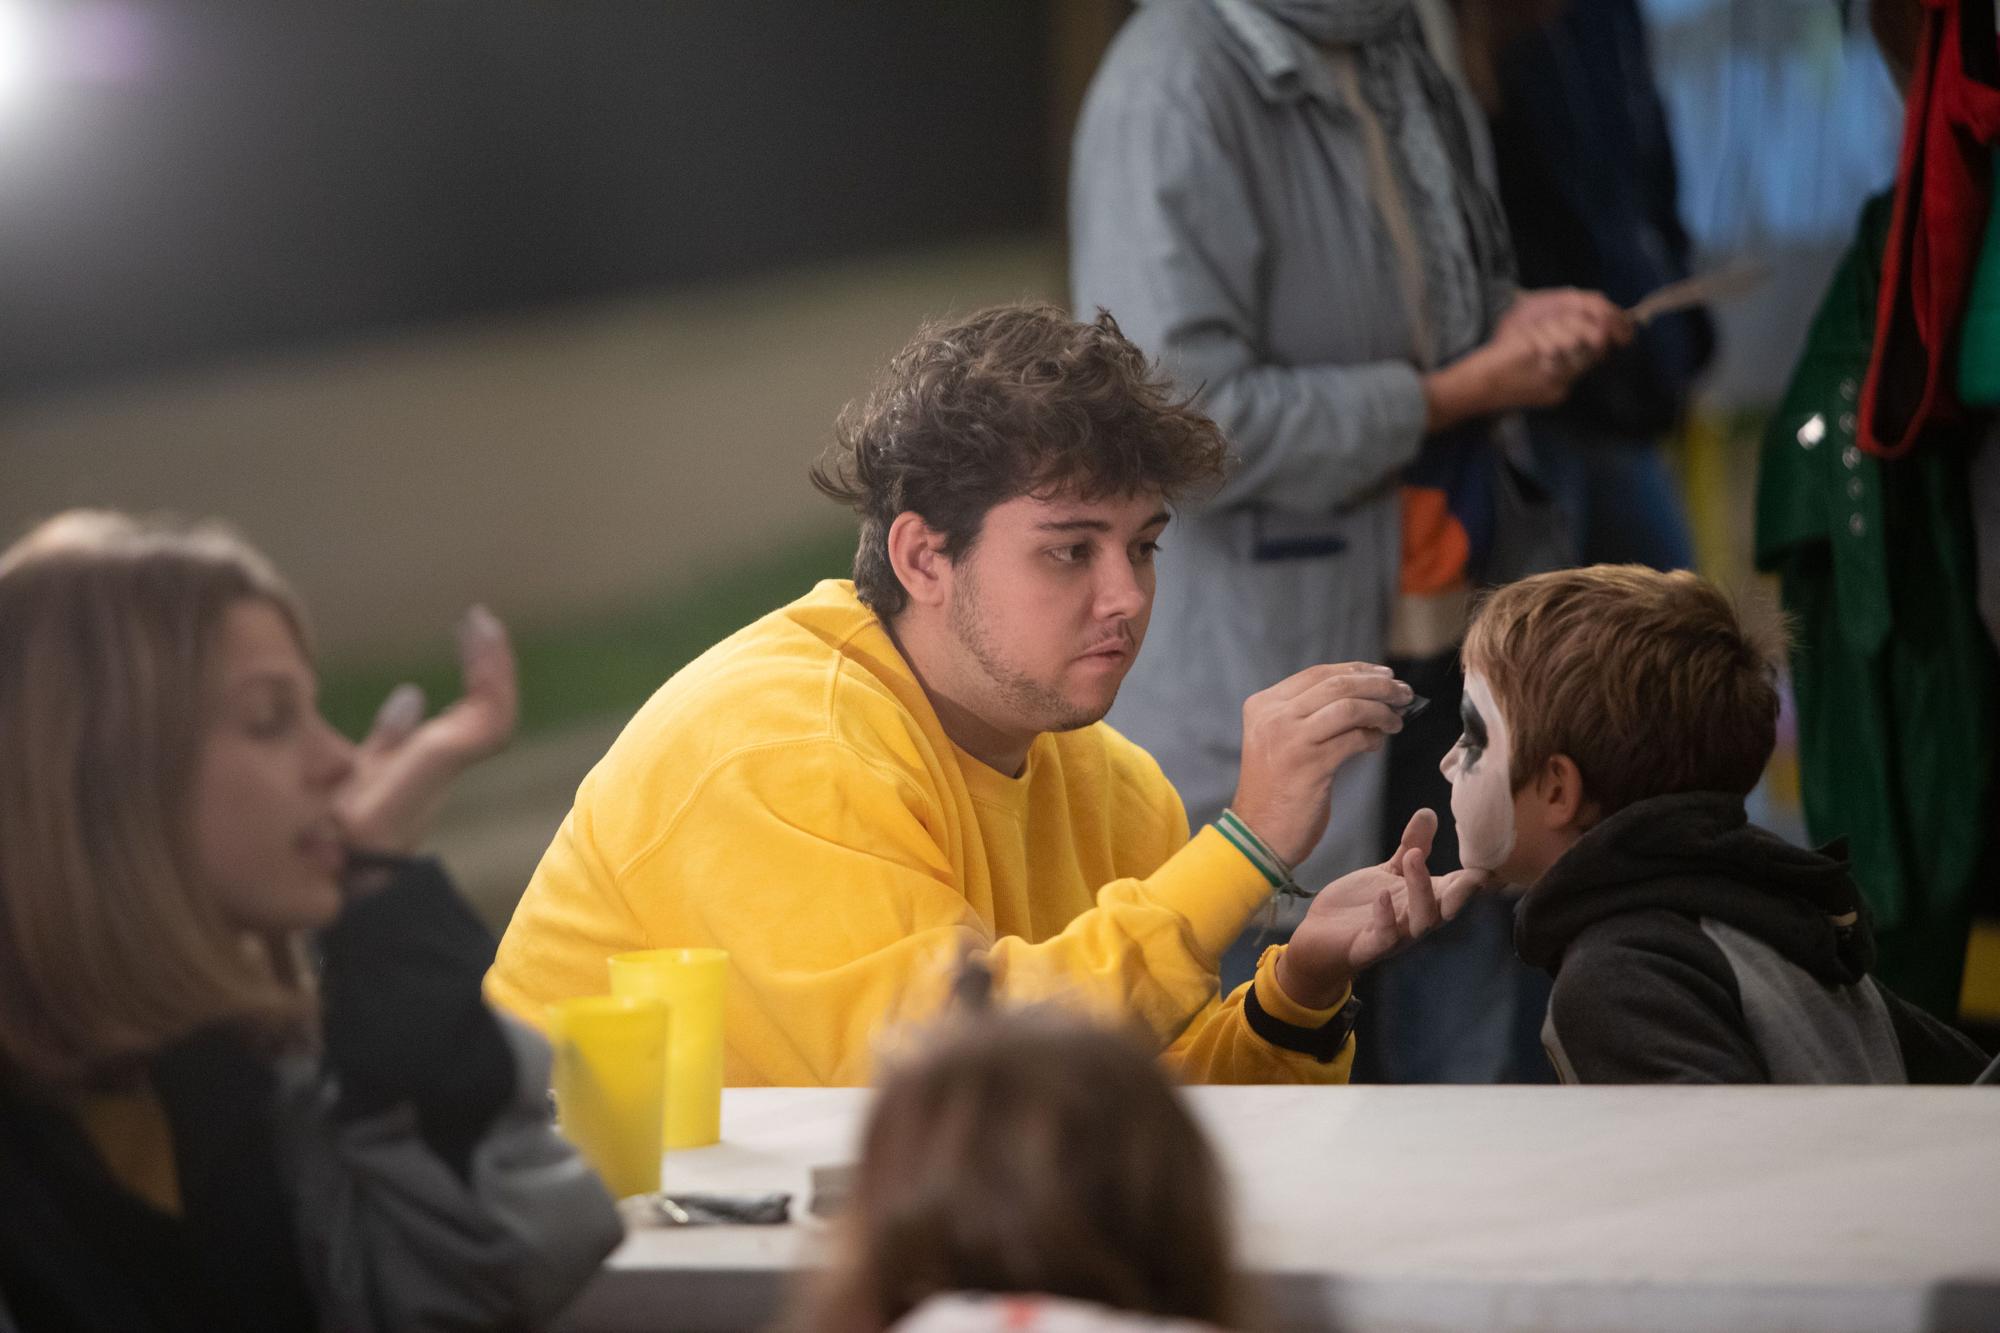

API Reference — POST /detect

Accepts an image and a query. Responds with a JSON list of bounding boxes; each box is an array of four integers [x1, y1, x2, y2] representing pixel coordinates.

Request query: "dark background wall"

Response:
[[0, 1, 1055, 400]]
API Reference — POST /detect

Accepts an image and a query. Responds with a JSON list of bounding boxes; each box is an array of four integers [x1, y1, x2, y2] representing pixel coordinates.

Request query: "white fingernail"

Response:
[[378, 682, 425, 732], [460, 604, 502, 647]]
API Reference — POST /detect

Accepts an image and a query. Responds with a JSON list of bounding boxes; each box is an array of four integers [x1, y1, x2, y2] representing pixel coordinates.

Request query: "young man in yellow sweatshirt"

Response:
[[488, 304, 1483, 1085]]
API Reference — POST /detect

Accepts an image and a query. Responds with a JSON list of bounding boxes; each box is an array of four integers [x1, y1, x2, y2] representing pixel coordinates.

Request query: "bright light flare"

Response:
[[0, 0, 48, 125]]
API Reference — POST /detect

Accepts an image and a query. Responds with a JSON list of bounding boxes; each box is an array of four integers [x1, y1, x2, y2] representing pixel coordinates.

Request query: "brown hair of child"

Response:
[[1462, 564, 1783, 816], [796, 989, 1243, 1331]]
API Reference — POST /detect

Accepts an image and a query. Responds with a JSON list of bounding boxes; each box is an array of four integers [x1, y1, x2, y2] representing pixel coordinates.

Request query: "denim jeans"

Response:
[[1219, 655, 1557, 1083], [1530, 426, 1694, 571]]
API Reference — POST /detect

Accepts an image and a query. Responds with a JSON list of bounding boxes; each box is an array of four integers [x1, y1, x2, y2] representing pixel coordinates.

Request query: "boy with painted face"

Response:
[[1440, 565, 1988, 1083]]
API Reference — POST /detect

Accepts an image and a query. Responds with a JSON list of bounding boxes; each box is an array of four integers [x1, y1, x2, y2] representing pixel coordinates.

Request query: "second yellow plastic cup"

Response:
[[547, 994, 669, 1198], [608, 947, 727, 1148]]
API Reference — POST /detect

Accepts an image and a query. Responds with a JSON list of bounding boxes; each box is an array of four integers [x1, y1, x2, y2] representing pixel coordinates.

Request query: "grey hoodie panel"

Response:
[[1539, 1006, 1580, 1085], [1070, 0, 1510, 890], [283, 1015, 621, 1332], [1699, 919, 1905, 1084]]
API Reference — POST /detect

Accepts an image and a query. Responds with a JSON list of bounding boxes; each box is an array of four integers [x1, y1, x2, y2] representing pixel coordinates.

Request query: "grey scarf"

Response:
[[1244, 0, 1409, 44], [1220, 0, 1513, 360]]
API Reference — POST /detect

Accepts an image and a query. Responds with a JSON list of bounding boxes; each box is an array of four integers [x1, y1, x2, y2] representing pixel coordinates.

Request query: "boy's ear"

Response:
[[1530, 753, 1594, 834], [886, 511, 952, 611]]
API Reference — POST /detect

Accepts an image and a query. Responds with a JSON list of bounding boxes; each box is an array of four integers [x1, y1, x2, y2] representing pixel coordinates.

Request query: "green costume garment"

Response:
[[1755, 192, 2000, 1019]]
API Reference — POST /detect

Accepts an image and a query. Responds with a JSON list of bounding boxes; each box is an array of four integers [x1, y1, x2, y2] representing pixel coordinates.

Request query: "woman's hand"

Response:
[[1493, 286, 1631, 346], [335, 606, 518, 859], [1423, 287, 1634, 431]]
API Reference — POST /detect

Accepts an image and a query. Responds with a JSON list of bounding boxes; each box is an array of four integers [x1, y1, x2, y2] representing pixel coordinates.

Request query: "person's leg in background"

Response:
[[1352, 652, 1554, 1083], [1577, 439, 1696, 571], [1536, 423, 1696, 573]]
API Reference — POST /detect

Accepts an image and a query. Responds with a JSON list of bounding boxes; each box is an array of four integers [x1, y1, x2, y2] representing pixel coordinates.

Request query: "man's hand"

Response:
[[334, 606, 518, 861], [1230, 663, 1412, 868], [1274, 809, 1488, 1009]]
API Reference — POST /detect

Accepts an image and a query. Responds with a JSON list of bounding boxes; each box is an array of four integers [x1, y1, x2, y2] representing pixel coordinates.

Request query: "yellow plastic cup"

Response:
[[608, 948, 727, 1148], [547, 994, 669, 1198]]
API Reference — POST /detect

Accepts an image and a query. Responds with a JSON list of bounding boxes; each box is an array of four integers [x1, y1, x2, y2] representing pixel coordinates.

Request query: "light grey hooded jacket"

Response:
[[1071, 0, 1513, 893]]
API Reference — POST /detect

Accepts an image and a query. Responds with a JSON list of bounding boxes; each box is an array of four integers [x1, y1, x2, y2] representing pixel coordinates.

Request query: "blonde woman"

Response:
[[0, 511, 620, 1331]]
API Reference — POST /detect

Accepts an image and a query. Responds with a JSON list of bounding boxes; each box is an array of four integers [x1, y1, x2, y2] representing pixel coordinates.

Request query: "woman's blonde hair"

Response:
[[798, 990, 1243, 1332], [0, 510, 318, 1088]]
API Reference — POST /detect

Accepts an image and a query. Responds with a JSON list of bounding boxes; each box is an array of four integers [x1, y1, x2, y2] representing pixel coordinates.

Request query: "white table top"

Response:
[[555, 1085, 2000, 1332]]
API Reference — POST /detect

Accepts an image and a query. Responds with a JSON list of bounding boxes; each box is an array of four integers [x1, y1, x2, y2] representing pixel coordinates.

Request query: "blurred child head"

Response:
[[803, 974, 1241, 1332], [0, 510, 354, 1087], [1448, 564, 1782, 887]]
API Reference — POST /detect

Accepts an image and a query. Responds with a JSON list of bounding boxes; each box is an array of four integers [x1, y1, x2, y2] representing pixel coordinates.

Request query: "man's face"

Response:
[[940, 489, 1167, 738], [1439, 669, 1519, 877]]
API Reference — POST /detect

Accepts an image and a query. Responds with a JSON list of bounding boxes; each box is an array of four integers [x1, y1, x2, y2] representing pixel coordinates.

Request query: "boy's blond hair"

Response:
[[1461, 565, 1782, 817]]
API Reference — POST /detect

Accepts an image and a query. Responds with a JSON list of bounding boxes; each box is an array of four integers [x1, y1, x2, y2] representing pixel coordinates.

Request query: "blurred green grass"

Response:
[[318, 527, 856, 740]]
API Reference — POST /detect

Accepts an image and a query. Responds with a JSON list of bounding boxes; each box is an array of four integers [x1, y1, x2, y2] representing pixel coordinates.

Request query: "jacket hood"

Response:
[[1515, 792, 1874, 984]]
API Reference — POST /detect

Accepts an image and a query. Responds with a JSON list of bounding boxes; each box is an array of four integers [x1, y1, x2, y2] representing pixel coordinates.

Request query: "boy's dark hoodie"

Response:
[[1515, 792, 1987, 1083]]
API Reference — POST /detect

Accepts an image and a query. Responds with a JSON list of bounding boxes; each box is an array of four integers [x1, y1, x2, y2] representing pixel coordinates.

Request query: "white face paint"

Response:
[[1440, 670, 1516, 872]]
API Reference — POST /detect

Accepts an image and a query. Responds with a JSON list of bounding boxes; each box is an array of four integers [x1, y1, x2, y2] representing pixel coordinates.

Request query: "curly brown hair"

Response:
[[811, 303, 1230, 616]]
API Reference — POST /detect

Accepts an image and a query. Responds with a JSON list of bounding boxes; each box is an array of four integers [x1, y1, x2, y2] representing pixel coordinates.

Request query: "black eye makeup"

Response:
[[1456, 694, 1488, 765]]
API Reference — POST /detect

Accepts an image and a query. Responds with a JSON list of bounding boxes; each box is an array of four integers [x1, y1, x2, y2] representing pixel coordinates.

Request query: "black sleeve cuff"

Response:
[[318, 854, 514, 1178], [1243, 983, 1361, 1063]]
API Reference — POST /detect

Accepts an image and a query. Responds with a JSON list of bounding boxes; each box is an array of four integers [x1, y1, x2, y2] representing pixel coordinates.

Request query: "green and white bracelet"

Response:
[[1215, 808, 1315, 905]]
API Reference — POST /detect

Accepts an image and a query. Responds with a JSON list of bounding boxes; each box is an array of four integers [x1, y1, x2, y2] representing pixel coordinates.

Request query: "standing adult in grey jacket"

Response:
[[1069, 0, 1624, 1051]]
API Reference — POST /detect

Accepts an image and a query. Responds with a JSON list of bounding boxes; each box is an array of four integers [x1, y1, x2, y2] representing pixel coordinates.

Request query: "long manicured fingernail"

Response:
[[460, 604, 503, 649], [376, 682, 425, 733]]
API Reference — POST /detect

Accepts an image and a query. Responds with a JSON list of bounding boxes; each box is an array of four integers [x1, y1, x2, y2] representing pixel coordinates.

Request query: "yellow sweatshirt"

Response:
[[487, 581, 1351, 1085]]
